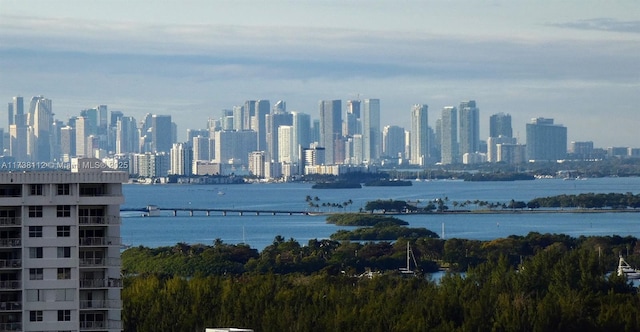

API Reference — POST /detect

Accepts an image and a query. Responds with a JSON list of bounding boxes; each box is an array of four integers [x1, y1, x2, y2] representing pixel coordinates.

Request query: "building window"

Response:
[[57, 268, 71, 280], [28, 206, 43, 218], [30, 184, 43, 196], [29, 268, 43, 280], [58, 309, 71, 321], [29, 247, 43, 259], [30, 310, 43, 322], [29, 226, 43, 237], [57, 247, 71, 258], [57, 226, 71, 237], [57, 183, 70, 195], [57, 205, 71, 217]]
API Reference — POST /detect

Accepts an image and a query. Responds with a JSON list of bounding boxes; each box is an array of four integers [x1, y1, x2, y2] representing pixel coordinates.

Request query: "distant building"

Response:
[[410, 104, 429, 166], [382, 125, 405, 160], [525, 118, 567, 162], [489, 112, 513, 138], [440, 106, 458, 164], [459, 100, 480, 156], [487, 136, 517, 163], [497, 143, 527, 164], [318, 100, 341, 165]]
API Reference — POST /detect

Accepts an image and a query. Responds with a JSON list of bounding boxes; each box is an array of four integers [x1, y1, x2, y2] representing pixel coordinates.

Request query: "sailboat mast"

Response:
[[406, 241, 410, 271]]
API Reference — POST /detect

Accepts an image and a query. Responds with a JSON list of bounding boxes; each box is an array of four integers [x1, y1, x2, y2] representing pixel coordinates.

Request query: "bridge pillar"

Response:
[[206, 211, 210, 216], [172, 210, 177, 216], [289, 212, 292, 216], [239, 212, 243, 216], [256, 212, 260, 216], [189, 210, 193, 217], [272, 212, 276, 216], [223, 211, 227, 216]]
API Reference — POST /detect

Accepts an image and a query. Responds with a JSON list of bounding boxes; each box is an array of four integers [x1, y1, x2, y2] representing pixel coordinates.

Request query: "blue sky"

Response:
[[1, 0, 639, 146]]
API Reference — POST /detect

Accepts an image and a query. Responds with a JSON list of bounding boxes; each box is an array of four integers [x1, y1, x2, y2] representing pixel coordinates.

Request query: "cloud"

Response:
[[552, 18, 640, 34]]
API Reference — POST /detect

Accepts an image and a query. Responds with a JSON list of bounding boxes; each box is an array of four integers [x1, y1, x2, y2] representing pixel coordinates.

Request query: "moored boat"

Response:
[[617, 256, 640, 279]]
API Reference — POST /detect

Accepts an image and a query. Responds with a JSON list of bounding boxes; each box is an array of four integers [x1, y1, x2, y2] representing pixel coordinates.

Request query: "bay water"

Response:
[[121, 177, 640, 251]]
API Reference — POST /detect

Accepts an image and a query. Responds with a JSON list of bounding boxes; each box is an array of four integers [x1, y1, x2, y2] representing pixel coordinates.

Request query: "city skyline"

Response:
[[1, 1, 639, 146]]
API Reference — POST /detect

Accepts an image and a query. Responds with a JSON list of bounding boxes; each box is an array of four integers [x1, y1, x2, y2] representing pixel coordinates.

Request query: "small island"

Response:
[[462, 173, 535, 182], [330, 221, 439, 240], [312, 182, 362, 189], [326, 213, 408, 226], [363, 180, 412, 187]]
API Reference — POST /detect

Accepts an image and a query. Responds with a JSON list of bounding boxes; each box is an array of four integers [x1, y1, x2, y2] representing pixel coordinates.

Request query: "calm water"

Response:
[[121, 177, 640, 251]]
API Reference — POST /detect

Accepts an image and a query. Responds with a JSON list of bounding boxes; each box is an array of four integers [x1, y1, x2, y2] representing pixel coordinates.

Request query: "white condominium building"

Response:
[[0, 159, 127, 331]]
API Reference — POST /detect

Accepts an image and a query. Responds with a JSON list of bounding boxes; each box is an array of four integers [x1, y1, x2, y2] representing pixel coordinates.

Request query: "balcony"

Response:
[[80, 319, 122, 330], [79, 258, 121, 267], [80, 278, 123, 288], [79, 216, 121, 225], [0, 239, 20, 248], [0, 260, 21, 269], [0, 322, 21, 331], [80, 299, 122, 309], [79, 237, 121, 247], [0, 281, 20, 290], [0, 217, 20, 226], [0, 301, 21, 310]]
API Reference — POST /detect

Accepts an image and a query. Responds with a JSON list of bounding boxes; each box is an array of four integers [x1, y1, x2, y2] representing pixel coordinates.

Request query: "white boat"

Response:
[[399, 242, 418, 276], [617, 256, 640, 279]]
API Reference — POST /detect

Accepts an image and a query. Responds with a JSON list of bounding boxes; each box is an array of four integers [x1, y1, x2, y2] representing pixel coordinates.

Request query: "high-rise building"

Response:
[[489, 112, 512, 138], [232, 105, 244, 132], [410, 104, 429, 166], [255, 100, 270, 152], [243, 100, 256, 131], [383, 125, 406, 159], [192, 136, 211, 162], [75, 117, 88, 157], [319, 100, 342, 165], [440, 106, 458, 164], [277, 125, 293, 164], [458, 100, 480, 156], [170, 142, 193, 176], [291, 112, 311, 164], [526, 118, 567, 161], [265, 111, 292, 162], [59, 126, 76, 161], [13, 96, 25, 127], [115, 116, 138, 155], [151, 115, 172, 153], [7, 102, 13, 127], [26, 96, 54, 161], [487, 136, 517, 162], [362, 99, 381, 164], [213, 130, 257, 166], [344, 100, 361, 137], [0, 161, 127, 331]]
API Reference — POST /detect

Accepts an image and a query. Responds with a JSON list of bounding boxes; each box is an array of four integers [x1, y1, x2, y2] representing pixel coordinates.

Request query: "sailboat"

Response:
[[617, 255, 640, 279], [399, 242, 419, 276]]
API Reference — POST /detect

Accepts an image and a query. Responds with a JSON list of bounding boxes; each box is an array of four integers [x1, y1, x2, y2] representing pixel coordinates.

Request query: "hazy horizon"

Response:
[[1, 1, 638, 146]]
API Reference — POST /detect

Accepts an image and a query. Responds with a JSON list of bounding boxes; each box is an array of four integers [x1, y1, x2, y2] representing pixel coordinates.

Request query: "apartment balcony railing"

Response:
[[0, 301, 21, 310], [79, 299, 122, 309], [0, 322, 21, 331], [80, 278, 123, 288], [0, 281, 20, 290], [78, 216, 121, 225], [79, 237, 121, 246], [79, 258, 121, 267], [80, 319, 122, 330], [0, 259, 21, 269], [0, 217, 20, 226], [0, 239, 20, 248]]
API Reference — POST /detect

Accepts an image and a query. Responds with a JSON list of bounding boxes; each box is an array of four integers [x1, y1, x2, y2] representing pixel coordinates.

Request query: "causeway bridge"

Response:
[[120, 205, 313, 217]]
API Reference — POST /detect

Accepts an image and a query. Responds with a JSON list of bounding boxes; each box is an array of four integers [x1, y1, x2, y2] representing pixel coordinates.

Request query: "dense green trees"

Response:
[[528, 192, 640, 209]]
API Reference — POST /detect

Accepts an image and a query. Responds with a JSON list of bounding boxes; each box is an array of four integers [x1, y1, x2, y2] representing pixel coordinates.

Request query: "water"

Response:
[[121, 177, 640, 251]]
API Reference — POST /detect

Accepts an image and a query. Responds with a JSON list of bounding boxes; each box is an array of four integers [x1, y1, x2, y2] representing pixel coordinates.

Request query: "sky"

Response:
[[0, 0, 639, 146]]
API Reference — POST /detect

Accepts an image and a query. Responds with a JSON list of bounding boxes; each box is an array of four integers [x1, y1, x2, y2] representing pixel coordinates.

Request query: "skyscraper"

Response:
[[383, 125, 406, 159], [255, 100, 270, 152], [362, 99, 381, 164], [526, 117, 567, 161], [489, 112, 513, 138], [243, 100, 256, 131], [116, 116, 138, 155], [265, 111, 292, 162], [344, 100, 361, 137], [151, 115, 172, 153], [75, 116, 88, 157], [440, 106, 458, 164], [318, 100, 342, 165], [0, 162, 127, 331], [291, 112, 311, 164], [410, 104, 429, 166], [458, 100, 480, 156], [170, 142, 193, 175], [28, 96, 53, 162]]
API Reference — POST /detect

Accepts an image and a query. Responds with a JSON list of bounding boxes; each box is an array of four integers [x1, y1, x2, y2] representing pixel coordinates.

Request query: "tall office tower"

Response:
[[86, 135, 99, 158], [248, 151, 266, 178], [487, 136, 517, 162], [50, 120, 63, 162], [108, 111, 123, 154], [458, 100, 480, 156], [346, 134, 363, 165], [243, 100, 256, 130], [13, 96, 25, 127], [311, 119, 320, 145], [79, 108, 98, 137], [526, 117, 568, 161], [186, 129, 209, 145], [291, 112, 311, 163], [319, 100, 342, 165], [303, 147, 326, 167], [265, 112, 293, 162], [213, 130, 257, 165], [75, 116, 88, 157], [383, 125, 406, 159], [232, 105, 244, 131], [170, 142, 193, 176], [59, 126, 76, 161], [9, 124, 28, 161], [7, 102, 13, 127], [192, 136, 210, 161], [410, 104, 429, 166], [151, 115, 172, 153], [273, 100, 286, 114], [440, 106, 458, 164], [109, 111, 123, 129], [254, 100, 270, 152], [115, 116, 138, 155], [362, 99, 381, 164], [0, 163, 126, 331], [345, 100, 361, 137], [277, 125, 293, 163], [28, 96, 53, 162], [497, 143, 526, 164], [489, 112, 512, 138]]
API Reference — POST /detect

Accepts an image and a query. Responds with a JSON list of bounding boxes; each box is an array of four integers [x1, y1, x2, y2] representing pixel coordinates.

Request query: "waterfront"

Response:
[[121, 177, 640, 251]]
